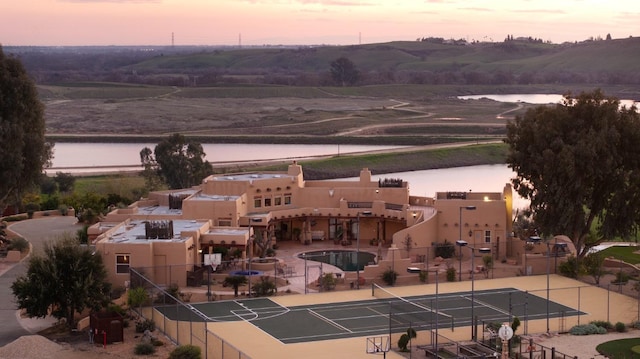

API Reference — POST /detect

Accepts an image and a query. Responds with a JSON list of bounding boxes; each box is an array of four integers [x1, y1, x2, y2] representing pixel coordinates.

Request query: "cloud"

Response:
[[511, 8, 567, 14], [61, 0, 161, 3], [457, 7, 491, 12], [241, 0, 374, 6]]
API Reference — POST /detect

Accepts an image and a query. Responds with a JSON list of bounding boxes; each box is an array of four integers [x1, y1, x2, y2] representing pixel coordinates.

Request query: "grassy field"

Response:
[[599, 245, 640, 265]]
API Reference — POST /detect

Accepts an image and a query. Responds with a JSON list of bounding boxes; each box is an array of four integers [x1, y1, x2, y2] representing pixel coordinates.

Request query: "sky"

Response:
[[1, 0, 639, 46]]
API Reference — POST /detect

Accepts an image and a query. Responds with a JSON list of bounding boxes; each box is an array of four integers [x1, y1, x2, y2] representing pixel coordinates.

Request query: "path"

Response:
[[0, 217, 81, 346]]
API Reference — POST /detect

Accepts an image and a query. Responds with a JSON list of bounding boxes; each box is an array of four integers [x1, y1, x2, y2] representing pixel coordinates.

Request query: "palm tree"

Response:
[[223, 275, 248, 297]]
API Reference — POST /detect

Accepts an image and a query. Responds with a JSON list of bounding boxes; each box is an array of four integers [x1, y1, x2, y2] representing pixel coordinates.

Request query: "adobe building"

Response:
[[93, 162, 514, 288]]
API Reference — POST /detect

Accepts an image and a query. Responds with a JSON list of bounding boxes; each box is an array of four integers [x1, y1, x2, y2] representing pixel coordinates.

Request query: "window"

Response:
[[484, 230, 491, 243], [254, 196, 262, 208], [264, 197, 272, 207], [274, 196, 282, 206], [116, 254, 130, 274], [284, 193, 292, 205], [218, 219, 232, 227]]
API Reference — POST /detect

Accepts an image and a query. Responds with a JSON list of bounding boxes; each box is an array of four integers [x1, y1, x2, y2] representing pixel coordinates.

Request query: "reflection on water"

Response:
[[337, 164, 529, 211], [459, 93, 639, 107], [48, 143, 406, 173]]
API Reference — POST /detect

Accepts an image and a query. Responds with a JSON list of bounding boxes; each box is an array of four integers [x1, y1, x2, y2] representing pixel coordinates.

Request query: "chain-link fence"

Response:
[[129, 267, 252, 359]]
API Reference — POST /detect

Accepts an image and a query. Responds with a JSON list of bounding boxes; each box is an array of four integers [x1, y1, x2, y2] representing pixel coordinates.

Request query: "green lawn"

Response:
[[598, 245, 640, 265], [597, 337, 640, 358]]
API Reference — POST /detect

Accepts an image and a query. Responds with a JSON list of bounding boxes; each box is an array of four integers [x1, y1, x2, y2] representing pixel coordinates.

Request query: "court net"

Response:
[[372, 283, 454, 333]]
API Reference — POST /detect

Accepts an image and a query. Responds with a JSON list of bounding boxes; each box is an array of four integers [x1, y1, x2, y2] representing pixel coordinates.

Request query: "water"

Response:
[[459, 93, 639, 107], [48, 143, 406, 173], [299, 250, 377, 272], [337, 164, 528, 210]]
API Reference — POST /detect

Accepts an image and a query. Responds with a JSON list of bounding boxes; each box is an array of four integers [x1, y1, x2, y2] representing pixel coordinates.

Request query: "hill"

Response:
[[7, 37, 640, 87]]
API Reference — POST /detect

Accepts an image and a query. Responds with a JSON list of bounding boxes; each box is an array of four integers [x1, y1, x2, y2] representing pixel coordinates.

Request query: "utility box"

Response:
[[90, 311, 124, 344]]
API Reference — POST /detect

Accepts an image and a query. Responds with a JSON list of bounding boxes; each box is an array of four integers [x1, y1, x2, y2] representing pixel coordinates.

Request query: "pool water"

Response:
[[229, 270, 263, 276], [298, 250, 376, 271]]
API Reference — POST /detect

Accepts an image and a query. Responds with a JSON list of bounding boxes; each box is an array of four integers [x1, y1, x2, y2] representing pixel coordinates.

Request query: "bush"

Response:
[[419, 270, 427, 283], [2, 215, 28, 222], [590, 320, 613, 330], [252, 276, 278, 296], [559, 255, 580, 278], [7, 237, 29, 252], [397, 333, 410, 352], [446, 267, 456, 282], [382, 269, 398, 286], [434, 240, 455, 258], [615, 322, 626, 332], [613, 271, 630, 284], [134, 342, 156, 355], [135, 319, 156, 333], [569, 323, 607, 335], [169, 344, 202, 359]]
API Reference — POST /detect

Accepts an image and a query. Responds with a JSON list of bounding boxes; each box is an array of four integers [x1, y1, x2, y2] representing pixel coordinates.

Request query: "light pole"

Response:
[[470, 245, 490, 341], [546, 240, 551, 334], [247, 225, 254, 297], [456, 240, 489, 340], [356, 210, 372, 289], [457, 206, 476, 281]]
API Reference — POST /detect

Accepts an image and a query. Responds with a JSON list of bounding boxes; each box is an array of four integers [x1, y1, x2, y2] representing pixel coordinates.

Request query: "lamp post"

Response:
[[457, 206, 476, 281], [470, 246, 491, 341], [546, 240, 551, 334], [356, 210, 372, 289]]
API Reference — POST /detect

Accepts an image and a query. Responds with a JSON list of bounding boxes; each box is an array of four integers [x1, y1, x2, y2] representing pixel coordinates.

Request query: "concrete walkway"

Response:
[[0, 216, 81, 347]]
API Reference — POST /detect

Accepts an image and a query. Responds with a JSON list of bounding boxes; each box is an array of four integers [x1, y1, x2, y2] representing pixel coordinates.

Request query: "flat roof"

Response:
[[207, 228, 249, 236], [104, 219, 207, 244], [191, 193, 240, 201], [137, 205, 182, 216], [211, 173, 290, 181]]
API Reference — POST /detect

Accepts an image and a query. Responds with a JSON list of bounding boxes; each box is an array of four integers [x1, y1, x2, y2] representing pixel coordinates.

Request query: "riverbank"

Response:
[[249, 141, 508, 180]]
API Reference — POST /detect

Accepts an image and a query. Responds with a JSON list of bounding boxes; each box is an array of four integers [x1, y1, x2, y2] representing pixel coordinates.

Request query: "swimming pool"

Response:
[[298, 250, 376, 271]]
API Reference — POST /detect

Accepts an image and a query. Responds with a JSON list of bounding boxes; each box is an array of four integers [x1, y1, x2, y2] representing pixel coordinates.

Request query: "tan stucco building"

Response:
[[92, 162, 514, 288]]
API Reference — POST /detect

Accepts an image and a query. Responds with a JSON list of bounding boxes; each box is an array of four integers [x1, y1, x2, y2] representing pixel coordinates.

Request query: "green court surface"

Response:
[[155, 287, 583, 344]]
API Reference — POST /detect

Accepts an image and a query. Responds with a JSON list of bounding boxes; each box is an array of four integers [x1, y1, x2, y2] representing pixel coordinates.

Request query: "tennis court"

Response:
[[155, 286, 582, 344]]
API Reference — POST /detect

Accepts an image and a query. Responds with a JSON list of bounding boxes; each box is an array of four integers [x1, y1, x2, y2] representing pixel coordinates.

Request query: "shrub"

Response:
[[58, 204, 69, 216], [134, 342, 156, 355], [419, 271, 427, 283], [252, 276, 278, 296], [382, 269, 398, 286], [446, 267, 456, 282], [135, 319, 156, 333], [613, 271, 630, 284], [634, 321, 640, 329], [169, 344, 202, 359], [559, 255, 580, 278], [7, 237, 29, 252], [590, 320, 613, 330], [2, 215, 28, 222], [569, 323, 607, 335], [615, 322, 626, 333], [151, 338, 164, 346], [434, 240, 455, 258], [397, 333, 410, 352]]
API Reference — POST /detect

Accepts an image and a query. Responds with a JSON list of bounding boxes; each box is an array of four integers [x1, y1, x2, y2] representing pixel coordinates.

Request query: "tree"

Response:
[[505, 90, 640, 258], [329, 57, 359, 86], [140, 133, 213, 190], [583, 251, 606, 285], [223, 275, 248, 297], [11, 235, 111, 329], [54, 172, 76, 193], [0, 46, 53, 214]]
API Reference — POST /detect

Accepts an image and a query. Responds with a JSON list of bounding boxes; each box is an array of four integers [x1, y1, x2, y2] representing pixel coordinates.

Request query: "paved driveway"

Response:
[[0, 216, 81, 346]]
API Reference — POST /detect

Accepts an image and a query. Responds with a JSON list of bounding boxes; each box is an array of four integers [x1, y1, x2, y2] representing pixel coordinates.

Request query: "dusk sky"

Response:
[[1, 0, 639, 46]]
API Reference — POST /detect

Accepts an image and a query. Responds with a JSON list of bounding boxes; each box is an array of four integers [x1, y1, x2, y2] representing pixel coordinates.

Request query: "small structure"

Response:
[[90, 311, 124, 344]]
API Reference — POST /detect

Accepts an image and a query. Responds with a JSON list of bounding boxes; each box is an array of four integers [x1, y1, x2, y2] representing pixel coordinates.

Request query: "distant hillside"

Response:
[[7, 37, 640, 87]]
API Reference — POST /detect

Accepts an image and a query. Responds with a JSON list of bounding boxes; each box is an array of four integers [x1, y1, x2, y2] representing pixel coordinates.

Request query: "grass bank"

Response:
[[73, 143, 508, 195], [251, 143, 508, 180]]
